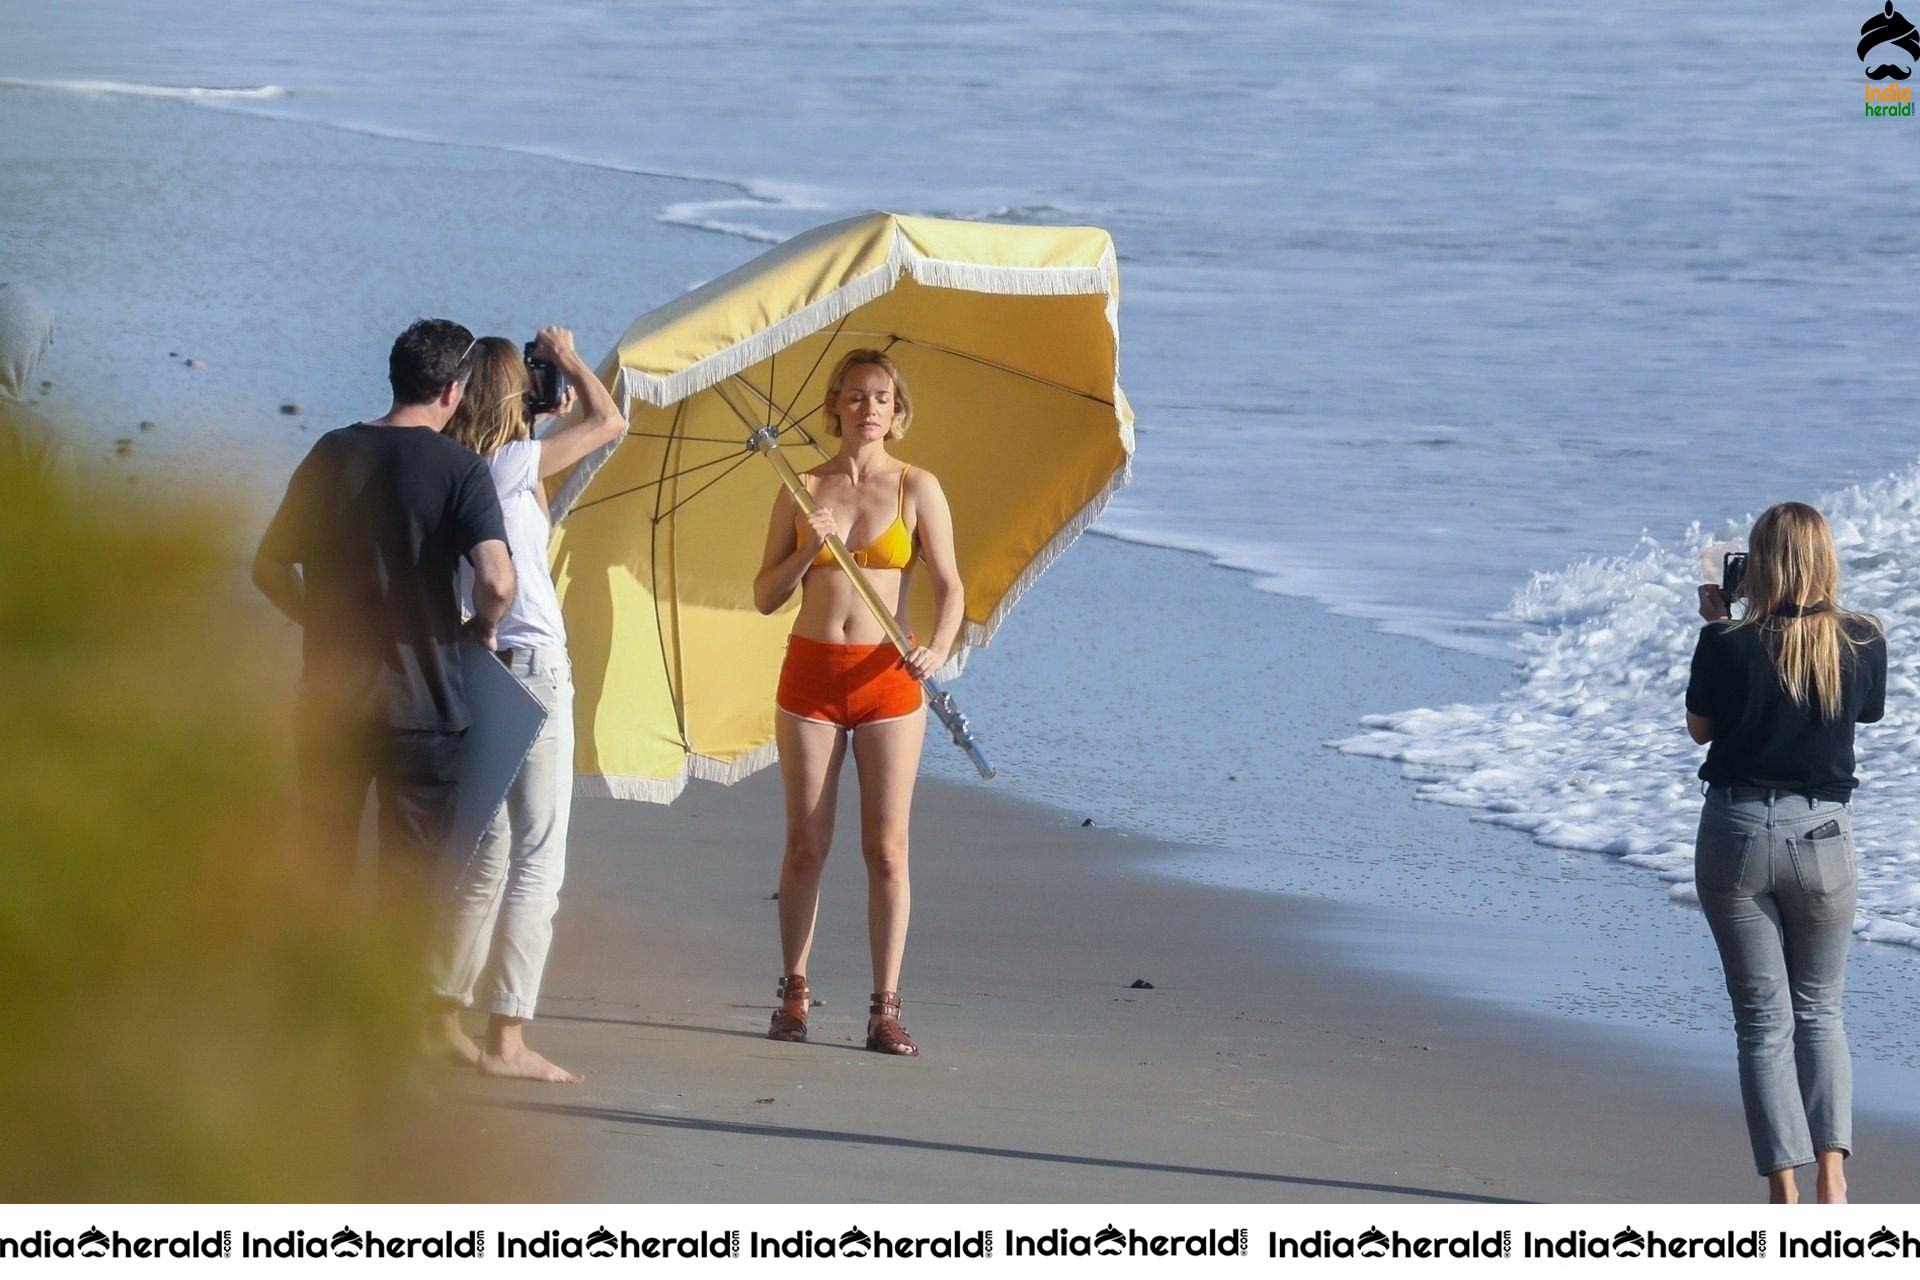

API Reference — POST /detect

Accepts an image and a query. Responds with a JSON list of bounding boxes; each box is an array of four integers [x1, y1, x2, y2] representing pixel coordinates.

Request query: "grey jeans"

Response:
[[1695, 785, 1857, 1174], [433, 646, 575, 1021]]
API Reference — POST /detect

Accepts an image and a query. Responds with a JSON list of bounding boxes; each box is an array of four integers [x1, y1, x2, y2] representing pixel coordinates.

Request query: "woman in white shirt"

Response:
[[431, 325, 624, 1083]]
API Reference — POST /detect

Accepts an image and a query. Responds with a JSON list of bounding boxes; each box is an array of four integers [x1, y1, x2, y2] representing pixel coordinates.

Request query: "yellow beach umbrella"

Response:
[[548, 212, 1133, 802]]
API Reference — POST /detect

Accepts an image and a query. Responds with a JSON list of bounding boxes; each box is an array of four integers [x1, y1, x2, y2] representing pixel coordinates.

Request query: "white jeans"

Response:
[[433, 646, 574, 1020]]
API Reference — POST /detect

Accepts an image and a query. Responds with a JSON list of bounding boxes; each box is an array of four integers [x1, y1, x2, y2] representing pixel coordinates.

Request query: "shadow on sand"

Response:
[[485, 1098, 1527, 1204]]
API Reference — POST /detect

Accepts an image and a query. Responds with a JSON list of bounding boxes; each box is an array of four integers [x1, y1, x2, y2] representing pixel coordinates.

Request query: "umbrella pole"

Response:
[[748, 428, 996, 780]]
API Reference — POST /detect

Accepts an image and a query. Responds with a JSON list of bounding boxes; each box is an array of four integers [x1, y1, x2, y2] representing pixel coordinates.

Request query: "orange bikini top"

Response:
[[809, 466, 914, 571]]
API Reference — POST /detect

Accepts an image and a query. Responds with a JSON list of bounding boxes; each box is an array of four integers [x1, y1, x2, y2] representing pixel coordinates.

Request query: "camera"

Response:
[[1722, 551, 1747, 603], [524, 341, 569, 417]]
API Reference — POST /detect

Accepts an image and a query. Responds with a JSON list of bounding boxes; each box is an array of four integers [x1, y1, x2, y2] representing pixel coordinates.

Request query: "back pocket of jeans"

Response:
[[1694, 827, 1755, 894], [1790, 828, 1856, 896]]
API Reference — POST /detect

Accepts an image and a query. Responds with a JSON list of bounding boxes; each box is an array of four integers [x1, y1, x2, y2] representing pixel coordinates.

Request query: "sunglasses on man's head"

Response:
[[454, 337, 479, 383]]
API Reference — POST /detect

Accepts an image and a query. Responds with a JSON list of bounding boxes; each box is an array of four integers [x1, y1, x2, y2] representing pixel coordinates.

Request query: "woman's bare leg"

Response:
[[851, 709, 926, 1034], [1767, 1167, 1799, 1204], [775, 712, 848, 1016]]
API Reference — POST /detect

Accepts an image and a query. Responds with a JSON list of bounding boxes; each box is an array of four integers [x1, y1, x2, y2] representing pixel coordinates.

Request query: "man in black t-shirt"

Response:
[[253, 319, 516, 891]]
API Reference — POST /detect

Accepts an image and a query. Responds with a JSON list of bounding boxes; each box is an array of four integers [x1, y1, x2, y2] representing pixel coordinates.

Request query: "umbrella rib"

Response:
[[650, 401, 691, 749], [834, 329, 1115, 405], [558, 448, 749, 516], [729, 376, 829, 450], [652, 450, 758, 524], [711, 380, 771, 436], [716, 380, 830, 460], [776, 314, 850, 429], [619, 431, 749, 444], [730, 376, 807, 428]]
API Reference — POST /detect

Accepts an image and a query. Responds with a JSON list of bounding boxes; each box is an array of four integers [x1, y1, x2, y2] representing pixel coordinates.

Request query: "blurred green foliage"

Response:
[[0, 468, 520, 1200]]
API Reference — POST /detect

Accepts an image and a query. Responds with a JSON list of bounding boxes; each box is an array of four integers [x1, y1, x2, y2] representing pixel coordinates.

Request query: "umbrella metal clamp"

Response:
[[748, 425, 996, 779]]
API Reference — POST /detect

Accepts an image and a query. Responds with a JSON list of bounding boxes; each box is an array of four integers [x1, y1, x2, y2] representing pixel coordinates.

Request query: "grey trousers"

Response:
[[1695, 785, 1857, 1174]]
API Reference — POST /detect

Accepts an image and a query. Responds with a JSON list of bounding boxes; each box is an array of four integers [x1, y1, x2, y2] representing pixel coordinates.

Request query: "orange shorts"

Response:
[[776, 634, 924, 729]]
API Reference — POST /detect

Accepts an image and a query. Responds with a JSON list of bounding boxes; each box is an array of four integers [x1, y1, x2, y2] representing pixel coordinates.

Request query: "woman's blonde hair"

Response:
[[445, 336, 530, 459], [1734, 501, 1879, 719], [821, 349, 912, 439]]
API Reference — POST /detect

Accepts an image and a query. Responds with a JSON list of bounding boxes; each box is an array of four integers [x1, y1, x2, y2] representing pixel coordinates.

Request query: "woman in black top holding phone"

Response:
[[1687, 501, 1886, 1204]]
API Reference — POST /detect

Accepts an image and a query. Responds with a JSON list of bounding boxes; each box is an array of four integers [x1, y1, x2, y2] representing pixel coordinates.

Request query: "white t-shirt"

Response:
[[463, 437, 568, 651]]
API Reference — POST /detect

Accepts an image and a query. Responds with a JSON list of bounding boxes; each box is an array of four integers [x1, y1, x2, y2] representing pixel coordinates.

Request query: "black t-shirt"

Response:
[[259, 423, 507, 732], [1686, 617, 1887, 799]]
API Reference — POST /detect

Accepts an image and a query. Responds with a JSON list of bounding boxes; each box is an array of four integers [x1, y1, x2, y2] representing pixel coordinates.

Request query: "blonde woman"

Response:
[[1688, 501, 1887, 1203], [753, 350, 963, 1055], [430, 326, 624, 1083]]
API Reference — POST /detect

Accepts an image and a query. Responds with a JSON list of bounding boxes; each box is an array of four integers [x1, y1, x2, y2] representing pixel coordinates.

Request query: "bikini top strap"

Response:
[[898, 465, 910, 523]]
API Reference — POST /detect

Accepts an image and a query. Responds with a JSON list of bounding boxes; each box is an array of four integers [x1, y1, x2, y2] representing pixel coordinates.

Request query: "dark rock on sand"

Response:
[[279, 403, 301, 415], [138, 420, 156, 432], [1129, 979, 1155, 989]]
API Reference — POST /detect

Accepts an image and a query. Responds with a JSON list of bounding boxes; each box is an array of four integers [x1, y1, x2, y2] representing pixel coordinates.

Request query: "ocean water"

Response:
[[4, 0, 1913, 651], [7, 3, 1920, 970], [1339, 461, 1920, 953]]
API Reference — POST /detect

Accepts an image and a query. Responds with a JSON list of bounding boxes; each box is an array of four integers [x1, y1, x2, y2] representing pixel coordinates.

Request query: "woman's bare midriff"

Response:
[[789, 563, 910, 645]]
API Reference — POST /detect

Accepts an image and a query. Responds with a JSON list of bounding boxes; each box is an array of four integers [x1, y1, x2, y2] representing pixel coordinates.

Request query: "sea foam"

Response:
[[1336, 460, 1920, 952], [0, 76, 289, 100]]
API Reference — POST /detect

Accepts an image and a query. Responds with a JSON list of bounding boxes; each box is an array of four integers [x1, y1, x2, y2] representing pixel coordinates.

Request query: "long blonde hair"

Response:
[[1735, 501, 1878, 719], [445, 336, 530, 458], [821, 349, 912, 439]]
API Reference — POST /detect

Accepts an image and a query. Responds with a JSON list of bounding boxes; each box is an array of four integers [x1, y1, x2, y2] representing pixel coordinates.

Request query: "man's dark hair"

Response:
[[388, 318, 475, 406]]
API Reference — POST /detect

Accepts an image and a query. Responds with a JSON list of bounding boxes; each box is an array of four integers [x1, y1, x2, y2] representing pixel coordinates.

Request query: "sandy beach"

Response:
[[9, 71, 1920, 1206], [429, 542, 1920, 1204]]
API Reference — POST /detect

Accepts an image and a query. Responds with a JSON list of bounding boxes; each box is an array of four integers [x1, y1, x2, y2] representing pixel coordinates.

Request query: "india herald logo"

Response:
[[1861, 3, 1920, 79]]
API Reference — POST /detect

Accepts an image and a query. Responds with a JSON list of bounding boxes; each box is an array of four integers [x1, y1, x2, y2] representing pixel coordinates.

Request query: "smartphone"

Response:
[[1722, 551, 1747, 602]]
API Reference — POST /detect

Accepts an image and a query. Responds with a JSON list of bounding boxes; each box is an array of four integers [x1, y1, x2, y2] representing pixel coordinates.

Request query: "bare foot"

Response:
[[477, 1043, 584, 1084], [426, 1009, 481, 1068]]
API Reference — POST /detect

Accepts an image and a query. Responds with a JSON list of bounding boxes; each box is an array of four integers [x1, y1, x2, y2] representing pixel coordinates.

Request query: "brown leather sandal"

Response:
[[865, 990, 919, 1056], [768, 975, 810, 1043]]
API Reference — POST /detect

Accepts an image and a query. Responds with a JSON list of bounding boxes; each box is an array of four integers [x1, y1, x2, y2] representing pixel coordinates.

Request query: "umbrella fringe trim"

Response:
[[633, 265, 901, 409], [549, 366, 635, 522], [903, 255, 1113, 297], [963, 452, 1135, 651], [572, 739, 784, 805]]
